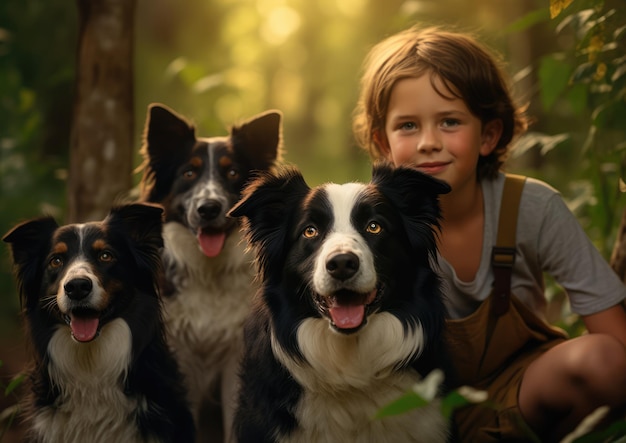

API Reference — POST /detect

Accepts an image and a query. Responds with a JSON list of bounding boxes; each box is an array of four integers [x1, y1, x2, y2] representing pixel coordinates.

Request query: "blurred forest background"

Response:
[[0, 0, 625, 439]]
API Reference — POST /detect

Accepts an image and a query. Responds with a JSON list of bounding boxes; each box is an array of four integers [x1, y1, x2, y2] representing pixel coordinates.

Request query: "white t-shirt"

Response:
[[438, 172, 626, 320]]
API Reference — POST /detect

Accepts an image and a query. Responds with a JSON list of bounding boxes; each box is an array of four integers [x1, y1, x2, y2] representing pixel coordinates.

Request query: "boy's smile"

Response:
[[415, 161, 451, 175]]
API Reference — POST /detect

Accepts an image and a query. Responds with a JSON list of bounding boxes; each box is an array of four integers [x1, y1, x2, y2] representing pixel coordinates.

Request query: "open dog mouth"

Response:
[[63, 308, 101, 343], [318, 286, 382, 334], [195, 217, 240, 257], [197, 227, 228, 257]]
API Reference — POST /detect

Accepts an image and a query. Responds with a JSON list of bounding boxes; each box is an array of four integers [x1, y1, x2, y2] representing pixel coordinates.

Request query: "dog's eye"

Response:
[[366, 222, 382, 234], [49, 256, 63, 268], [183, 169, 197, 180], [227, 168, 240, 180], [99, 251, 114, 262], [303, 226, 318, 238]]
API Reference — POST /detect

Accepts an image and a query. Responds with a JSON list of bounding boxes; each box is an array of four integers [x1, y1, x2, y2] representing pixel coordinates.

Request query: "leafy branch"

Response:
[[0, 360, 24, 442]]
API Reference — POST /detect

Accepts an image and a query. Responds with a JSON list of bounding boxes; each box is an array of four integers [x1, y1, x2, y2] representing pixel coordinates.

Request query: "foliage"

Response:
[[539, 0, 626, 257], [0, 0, 75, 335], [374, 369, 488, 421], [0, 360, 23, 441], [375, 370, 626, 443]]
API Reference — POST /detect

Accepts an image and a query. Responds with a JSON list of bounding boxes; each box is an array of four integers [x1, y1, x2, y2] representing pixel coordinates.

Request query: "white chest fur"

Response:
[[271, 313, 448, 442], [160, 222, 256, 407], [161, 222, 255, 355], [32, 319, 153, 443]]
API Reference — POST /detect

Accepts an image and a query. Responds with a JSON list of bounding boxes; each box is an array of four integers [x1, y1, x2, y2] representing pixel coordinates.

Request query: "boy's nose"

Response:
[[416, 130, 442, 153]]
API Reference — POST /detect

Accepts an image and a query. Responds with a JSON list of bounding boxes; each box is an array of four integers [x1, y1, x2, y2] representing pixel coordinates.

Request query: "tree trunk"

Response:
[[68, 0, 136, 223]]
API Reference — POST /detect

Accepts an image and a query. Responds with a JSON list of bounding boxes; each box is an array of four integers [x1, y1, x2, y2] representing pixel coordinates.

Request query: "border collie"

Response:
[[137, 103, 281, 441], [2, 204, 195, 443], [229, 163, 452, 443]]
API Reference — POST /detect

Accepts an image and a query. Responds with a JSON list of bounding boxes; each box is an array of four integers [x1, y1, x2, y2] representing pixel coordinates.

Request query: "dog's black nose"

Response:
[[326, 252, 359, 280], [198, 201, 222, 221], [64, 278, 93, 300]]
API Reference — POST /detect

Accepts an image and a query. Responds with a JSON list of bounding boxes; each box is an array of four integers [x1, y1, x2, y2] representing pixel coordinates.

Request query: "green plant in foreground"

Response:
[[0, 360, 24, 441], [375, 369, 626, 443], [374, 369, 487, 421]]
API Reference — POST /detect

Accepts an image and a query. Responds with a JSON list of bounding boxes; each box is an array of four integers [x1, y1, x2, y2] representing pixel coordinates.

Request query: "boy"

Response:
[[353, 25, 626, 441]]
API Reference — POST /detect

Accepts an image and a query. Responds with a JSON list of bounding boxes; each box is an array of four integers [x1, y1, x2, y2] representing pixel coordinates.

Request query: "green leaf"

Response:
[[591, 99, 626, 129], [571, 418, 626, 442], [5, 373, 24, 396], [555, 9, 596, 35], [571, 62, 599, 84], [538, 56, 573, 110], [373, 391, 428, 419], [513, 132, 570, 159], [611, 63, 626, 83], [504, 8, 550, 33], [440, 390, 472, 419], [564, 83, 588, 115]]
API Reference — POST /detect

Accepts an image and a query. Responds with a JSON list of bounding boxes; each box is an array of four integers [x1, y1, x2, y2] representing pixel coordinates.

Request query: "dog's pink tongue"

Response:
[[197, 230, 226, 257], [70, 316, 99, 342], [329, 290, 377, 330], [329, 304, 365, 329]]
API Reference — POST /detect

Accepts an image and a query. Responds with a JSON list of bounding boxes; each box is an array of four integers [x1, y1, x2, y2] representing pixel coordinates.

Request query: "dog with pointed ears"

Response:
[[3, 203, 195, 443], [229, 163, 453, 442], [137, 103, 282, 441]]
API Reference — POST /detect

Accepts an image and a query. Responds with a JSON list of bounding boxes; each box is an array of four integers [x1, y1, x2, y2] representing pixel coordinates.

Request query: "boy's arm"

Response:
[[582, 303, 626, 348]]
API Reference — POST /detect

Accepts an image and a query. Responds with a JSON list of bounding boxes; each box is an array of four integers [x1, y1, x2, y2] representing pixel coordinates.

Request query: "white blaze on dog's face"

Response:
[[55, 257, 108, 342], [310, 183, 378, 331], [48, 225, 114, 343], [139, 104, 282, 260], [232, 163, 450, 338]]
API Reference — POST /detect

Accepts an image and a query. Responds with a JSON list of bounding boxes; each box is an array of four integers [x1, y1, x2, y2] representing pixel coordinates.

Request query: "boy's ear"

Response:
[[373, 130, 391, 157], [480, 119, 503, 155]]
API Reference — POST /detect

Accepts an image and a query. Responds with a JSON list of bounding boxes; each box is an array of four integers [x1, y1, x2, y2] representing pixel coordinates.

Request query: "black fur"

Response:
[[139, 103, 281, 228], [229, 162, 453, 442], [137, 103, 282, 442], [3, 204, 195, 443]]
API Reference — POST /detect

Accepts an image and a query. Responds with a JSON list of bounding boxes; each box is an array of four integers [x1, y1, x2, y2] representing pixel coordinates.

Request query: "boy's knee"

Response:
[[567, 334, 626, 396]]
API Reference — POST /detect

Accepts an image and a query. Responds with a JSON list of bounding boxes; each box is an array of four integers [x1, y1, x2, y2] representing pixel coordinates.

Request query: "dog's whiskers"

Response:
[[41, 294, 58, 313]]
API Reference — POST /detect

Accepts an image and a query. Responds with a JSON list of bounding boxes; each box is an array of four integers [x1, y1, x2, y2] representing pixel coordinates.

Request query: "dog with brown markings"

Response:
[[137, 104, 282, 442]]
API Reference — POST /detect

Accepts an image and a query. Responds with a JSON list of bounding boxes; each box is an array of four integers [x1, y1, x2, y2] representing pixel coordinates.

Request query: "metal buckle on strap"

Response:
[[491, 246, 516, 268]]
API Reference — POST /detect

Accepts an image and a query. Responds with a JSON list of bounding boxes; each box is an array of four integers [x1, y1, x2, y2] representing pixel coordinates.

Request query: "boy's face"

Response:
[[379, 74, 500, 192]]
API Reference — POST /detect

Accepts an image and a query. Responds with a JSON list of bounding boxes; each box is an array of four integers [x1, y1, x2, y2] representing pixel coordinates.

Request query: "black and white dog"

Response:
[[229, 163, 453, 443], [137, 104, 281, 441], [2, 204, 195, 443]]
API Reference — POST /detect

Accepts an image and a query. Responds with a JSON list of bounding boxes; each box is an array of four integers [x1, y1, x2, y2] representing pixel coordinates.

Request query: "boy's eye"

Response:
[[441, 118, 460, 128], [400, 122, 417, 131]]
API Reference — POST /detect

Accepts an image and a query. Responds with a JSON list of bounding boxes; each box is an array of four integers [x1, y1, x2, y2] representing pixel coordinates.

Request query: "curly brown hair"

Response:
[[353, 26, 528, 180]]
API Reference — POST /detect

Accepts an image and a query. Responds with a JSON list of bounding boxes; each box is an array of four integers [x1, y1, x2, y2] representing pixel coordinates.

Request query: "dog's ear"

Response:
[[3, 217, 59, 308], [229, 165, 309, 277], [231, 110, 283, 170], [372, 162, 450, 258], [139, 103, 197, 202], [106, 203, 164, 278]]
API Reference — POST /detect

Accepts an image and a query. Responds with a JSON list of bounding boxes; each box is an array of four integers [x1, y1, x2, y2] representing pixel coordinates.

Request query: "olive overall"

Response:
[[447, 174, 568, 442]]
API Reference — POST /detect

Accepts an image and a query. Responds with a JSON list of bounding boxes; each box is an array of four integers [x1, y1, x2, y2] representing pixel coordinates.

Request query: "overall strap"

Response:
[[491, 174, 527, 316]]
